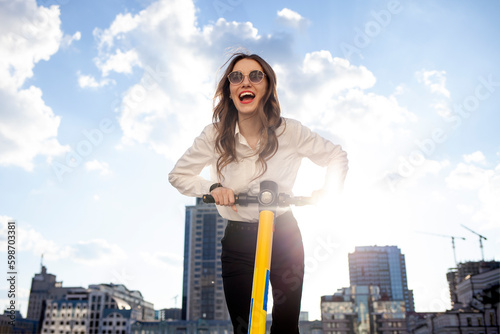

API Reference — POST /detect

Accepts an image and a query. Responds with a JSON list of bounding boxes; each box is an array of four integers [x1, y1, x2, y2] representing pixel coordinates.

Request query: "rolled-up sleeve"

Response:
[[168, 124, 217, 197]]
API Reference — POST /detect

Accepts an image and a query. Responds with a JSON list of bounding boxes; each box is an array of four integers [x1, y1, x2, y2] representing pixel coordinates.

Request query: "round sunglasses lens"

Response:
[[249, 70, 264, 83], [228, 72, 243, 84]]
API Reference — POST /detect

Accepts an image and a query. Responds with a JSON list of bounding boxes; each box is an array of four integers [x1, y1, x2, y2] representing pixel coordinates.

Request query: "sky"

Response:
[[1, 0, 499, 322]]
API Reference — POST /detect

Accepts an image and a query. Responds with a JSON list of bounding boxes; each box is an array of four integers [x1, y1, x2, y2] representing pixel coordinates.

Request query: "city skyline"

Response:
[[5, 259, 497, 333], [2, 239, 493, 321], [1, 0, 499, 322]]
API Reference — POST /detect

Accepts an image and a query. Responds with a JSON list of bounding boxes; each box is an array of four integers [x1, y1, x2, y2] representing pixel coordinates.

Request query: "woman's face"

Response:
[[229, 58, 268, 117]]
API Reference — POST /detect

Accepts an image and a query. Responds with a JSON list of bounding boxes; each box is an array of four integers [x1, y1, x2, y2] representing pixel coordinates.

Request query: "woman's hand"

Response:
[[211, 187, 238, 212]]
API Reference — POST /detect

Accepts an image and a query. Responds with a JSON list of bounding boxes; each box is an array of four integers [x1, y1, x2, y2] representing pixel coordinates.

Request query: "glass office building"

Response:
[[348, 246, 414, 313]]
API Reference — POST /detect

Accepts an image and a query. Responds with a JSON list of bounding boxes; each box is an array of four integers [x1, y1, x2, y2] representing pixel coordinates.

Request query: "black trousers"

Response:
[[221, 211, 304, 334]]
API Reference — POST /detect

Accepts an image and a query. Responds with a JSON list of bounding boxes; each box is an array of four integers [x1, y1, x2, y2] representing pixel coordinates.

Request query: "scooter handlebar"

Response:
[[202, 193, 314, 207]]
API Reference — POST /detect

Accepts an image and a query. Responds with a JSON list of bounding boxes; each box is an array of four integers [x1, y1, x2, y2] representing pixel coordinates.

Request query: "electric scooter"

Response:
[[203, 180, 313, 334]]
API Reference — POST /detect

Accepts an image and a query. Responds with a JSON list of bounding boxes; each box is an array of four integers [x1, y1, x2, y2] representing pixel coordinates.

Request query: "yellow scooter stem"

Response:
[[248, 210, 274, 334]]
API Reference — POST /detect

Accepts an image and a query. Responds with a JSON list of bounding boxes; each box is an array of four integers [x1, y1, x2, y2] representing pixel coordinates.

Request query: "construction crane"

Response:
[[417, 231, 466, 266], [461, 224, 487, 261], [172, 295, 179, 308]]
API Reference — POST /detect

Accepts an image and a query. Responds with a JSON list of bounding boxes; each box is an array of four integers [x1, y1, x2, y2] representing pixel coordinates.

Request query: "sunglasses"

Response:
[[227, 70, 266, 85]]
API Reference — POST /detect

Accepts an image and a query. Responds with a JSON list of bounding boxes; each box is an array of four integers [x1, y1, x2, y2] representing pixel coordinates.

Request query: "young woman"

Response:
[[169, 52, 348, 333]]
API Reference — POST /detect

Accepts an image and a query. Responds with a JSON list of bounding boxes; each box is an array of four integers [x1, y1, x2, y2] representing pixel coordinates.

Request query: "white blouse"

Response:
[[168, 117, 348, 222]]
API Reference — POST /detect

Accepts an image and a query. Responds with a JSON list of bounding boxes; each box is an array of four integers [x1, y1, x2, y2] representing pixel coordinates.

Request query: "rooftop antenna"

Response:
[[417, 231, 466, 266], [41, 253, 44, 270], [461, 224, 487, 261]]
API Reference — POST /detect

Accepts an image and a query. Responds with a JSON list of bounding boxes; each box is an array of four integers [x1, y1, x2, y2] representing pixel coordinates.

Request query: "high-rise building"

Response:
[[26, 265, 85, 322], [348, 246, 414, 313], [182, 198, 230, 321]]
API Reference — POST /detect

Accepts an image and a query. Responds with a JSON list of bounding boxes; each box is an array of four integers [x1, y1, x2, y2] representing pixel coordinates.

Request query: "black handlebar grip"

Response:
[[203, 194, 215, 203], [202, 194, 242, 205]]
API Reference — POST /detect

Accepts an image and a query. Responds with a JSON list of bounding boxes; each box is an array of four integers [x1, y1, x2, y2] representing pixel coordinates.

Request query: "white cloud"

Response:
[[445, 159, 500, 230], [92, 0, 294, 160], [0, 0, 68, 170], [0, 217, 126, 265], [0, 0, 62, 89], [94, 12, 140, 50], [431, 101, 451, 118], [85, 159, 111, 175], [413, 159, 450, 180], [0, 86, 69, 170], [276, 8, 309, 30], [463, 151, 486, 165], [446, 162, 491, 190], [416, 69, 450, 98], [77, 72, 114, 88], [277, 51, 378, 108], [274, 50, 418, 186], [61, 31, 81, 48], [97, 49, 141, 77], [0, 216, 73, 260]]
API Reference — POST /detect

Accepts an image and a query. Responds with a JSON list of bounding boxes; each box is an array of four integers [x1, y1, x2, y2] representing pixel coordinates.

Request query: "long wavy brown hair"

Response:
[[213, 53, 283, 182]]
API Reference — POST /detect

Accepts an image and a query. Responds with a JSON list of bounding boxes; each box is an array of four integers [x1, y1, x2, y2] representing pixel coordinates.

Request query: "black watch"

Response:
[[209, 183, 223, 192]]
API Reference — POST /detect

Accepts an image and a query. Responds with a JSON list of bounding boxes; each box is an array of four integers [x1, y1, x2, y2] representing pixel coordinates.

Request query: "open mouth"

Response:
[[239, 91, 255, 104]]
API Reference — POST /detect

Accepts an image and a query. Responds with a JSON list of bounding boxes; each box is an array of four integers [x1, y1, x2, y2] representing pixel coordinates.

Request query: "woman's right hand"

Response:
[[211, 187, 238, 212]]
